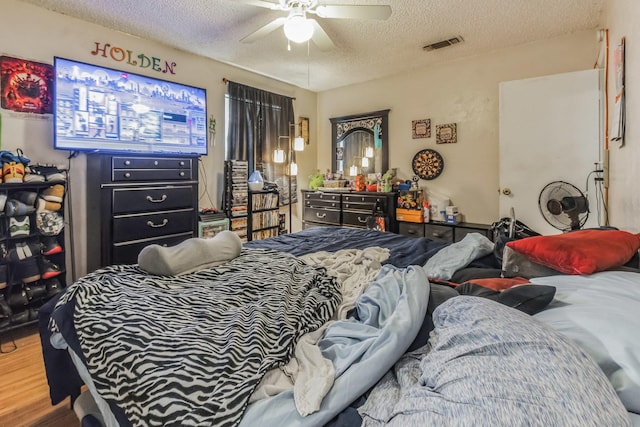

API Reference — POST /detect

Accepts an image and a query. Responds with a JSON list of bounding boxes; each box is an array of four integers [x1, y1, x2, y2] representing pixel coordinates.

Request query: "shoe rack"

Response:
[[0, 174, 67, 333]]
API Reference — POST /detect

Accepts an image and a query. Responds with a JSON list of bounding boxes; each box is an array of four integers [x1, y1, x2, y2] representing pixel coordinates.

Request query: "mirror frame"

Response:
[[330, 109, 390, 176]]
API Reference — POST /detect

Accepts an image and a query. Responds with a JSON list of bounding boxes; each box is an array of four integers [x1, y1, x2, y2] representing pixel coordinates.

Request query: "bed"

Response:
[[38, 225, 640, 426]]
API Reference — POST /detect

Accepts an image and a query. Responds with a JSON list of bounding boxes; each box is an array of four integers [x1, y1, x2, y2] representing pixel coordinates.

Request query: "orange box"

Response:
[[396, 208, 424, 223]]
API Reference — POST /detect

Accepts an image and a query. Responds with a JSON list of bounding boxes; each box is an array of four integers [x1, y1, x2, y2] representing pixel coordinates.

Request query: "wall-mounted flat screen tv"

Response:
[[53, 57, 207, 156]]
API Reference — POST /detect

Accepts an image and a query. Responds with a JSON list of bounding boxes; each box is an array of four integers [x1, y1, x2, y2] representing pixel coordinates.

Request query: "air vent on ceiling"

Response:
[[422, 36, 464, 51]]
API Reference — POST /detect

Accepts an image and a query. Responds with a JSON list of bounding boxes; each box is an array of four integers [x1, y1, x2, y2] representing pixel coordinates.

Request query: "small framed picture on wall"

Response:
[[412, 119, 431, 139], [436, 123, 457, 144], [299, 116, 310, 145]]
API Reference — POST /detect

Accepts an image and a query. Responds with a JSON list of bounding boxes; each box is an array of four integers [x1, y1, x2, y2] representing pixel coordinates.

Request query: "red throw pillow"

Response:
[[506, 230, 640, 275], [463, 277, 530, 291]]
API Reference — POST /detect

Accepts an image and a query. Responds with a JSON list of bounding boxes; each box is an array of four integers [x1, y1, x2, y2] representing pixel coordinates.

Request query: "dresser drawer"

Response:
[[343, 194, 388, 213], [113, 209, 195, 242], [399, 221, 425, 237], [112, 168, 193, 182], [304, 192, 340, 205], [111, 232, 194, 265], [425, 223, 453, 242], [112, 156, 192, 170], [454, 223, 492, 242], [342, 210, 371, 228], [303, 207, 341, 225], [112, 186, 194, 214], [304, 198, 340, 210]]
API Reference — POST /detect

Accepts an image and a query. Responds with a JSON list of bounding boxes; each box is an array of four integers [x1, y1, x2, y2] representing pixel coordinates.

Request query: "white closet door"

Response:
[[499, 69, 602, 235]]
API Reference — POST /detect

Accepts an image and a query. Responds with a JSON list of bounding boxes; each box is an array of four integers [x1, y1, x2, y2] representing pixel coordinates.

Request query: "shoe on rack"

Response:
[[45, 278, 63, 298], [46, 170, 67, 182], [37, 197, 61, 212], [28, 165, 67, 182], [41, 184, 65, 203], [41, 257, 62, 280], [36, 211, 64, 236], [0, 294, 11, 329], [41, 236, 63, 256], [5, 199, 35, 216], [26, 281, 47, 299], [12, 191, 38, 207], [2, 161, 25, 183], [5, 241, 41, 262], [7, 286, 29, 307], [23, 166, 46, 183], [0, 264, 7, 290], [9, 216, 31, 238], [0, 242, 7, 261], [10, 309, 29, 325], [15, 257, 41, 284], [28, 305, 40, 321]]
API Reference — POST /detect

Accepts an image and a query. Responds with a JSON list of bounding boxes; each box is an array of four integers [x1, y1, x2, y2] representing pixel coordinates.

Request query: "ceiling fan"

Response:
[[237, 0, 392, 51]]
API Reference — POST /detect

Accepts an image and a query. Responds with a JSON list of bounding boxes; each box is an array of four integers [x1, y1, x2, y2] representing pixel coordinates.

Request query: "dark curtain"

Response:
[[226, 81, 296, 205]]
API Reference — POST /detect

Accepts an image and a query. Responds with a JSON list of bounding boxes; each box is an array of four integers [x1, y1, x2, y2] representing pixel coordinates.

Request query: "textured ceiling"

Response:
[[18, 0, 605, 92]]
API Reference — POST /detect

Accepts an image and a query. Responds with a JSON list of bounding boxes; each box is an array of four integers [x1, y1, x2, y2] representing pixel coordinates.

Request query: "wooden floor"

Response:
[[0, 324, 79, 427]]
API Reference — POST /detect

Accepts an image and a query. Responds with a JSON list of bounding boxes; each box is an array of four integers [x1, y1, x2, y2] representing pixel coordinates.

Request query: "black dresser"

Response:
[[86, 154, 199, 271], [302, 190, 398, 233]]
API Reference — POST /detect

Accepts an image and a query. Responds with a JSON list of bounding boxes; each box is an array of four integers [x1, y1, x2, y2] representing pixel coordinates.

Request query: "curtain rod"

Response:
[[222, 78, 296, 100]]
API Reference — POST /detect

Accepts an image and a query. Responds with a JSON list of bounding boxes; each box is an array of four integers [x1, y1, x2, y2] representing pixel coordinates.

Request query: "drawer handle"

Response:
[[179, 172, 185, 177], [357, 216, 368, 223], [146, 195, 168, 203], [124, 160, 131, 166], [315, 212, 327, 219], [124, 172, 131, 178], [147, 219, 169, 228], [432, 231, 443, 238]]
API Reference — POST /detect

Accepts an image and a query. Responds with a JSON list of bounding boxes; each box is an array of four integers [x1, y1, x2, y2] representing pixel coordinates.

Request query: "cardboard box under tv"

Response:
[[396, 208, 423, 223]]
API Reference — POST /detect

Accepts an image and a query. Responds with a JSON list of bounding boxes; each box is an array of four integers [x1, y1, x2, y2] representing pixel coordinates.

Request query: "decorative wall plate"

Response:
[[412, 148, 444, 180]]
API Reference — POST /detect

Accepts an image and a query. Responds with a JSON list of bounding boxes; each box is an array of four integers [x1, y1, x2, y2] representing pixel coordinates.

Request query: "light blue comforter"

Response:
[[240, 264, 430, 427]]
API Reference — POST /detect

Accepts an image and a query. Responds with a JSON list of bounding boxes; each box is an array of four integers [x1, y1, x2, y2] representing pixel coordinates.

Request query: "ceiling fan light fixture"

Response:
[[284, 12, 314, 43]]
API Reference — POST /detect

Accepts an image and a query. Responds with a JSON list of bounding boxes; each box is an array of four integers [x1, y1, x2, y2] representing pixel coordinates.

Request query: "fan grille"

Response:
[[538, 181, 589, 231]]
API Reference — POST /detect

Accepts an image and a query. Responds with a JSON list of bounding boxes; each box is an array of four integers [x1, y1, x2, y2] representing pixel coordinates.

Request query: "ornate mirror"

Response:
[[330, 109, 389, 177]]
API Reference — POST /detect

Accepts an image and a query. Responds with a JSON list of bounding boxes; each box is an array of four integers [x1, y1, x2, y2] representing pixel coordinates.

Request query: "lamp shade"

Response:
[[289, 161, 298, 176], [294, 136, 305, 151], [273, 148, 285, 163], [365, 146, 374, 158], [349, 164, 358, 176], [361, 156, 369, 168], [284, 14, 314, 43]]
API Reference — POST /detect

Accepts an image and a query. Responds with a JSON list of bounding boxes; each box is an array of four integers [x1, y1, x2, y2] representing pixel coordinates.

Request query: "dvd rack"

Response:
[[223, 160, 248, 242], [247, 189, 280, 241]]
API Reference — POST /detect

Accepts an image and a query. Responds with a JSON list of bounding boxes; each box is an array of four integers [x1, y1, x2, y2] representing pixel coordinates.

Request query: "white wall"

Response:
[[0, 0, 316, 278], [602, 0, 640, 233], [317, 31, 600, 225]]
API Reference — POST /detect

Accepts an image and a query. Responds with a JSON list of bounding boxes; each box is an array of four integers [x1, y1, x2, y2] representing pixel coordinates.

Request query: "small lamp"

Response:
[[289, 161, 298, 176], [273, 148, 285, 163], [365, 146, 374, 158]]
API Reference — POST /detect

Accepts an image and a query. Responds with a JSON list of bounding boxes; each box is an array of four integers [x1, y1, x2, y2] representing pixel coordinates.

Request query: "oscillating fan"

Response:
[[538, 181, 589, 232]]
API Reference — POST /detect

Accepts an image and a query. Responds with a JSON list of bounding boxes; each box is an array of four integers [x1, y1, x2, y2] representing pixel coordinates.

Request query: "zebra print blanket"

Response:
[[51, 249, 340, 427]]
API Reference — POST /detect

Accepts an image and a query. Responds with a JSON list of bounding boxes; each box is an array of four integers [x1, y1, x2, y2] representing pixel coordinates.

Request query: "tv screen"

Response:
[[53, 57, 207, 156]]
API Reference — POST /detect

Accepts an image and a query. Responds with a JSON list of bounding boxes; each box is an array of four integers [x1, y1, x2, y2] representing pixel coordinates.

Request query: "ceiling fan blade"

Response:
[[309, 19, 335, 51], [240, 17, 287, 43], [233, 0, 282, 10], [314, 5, 392, 20]]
